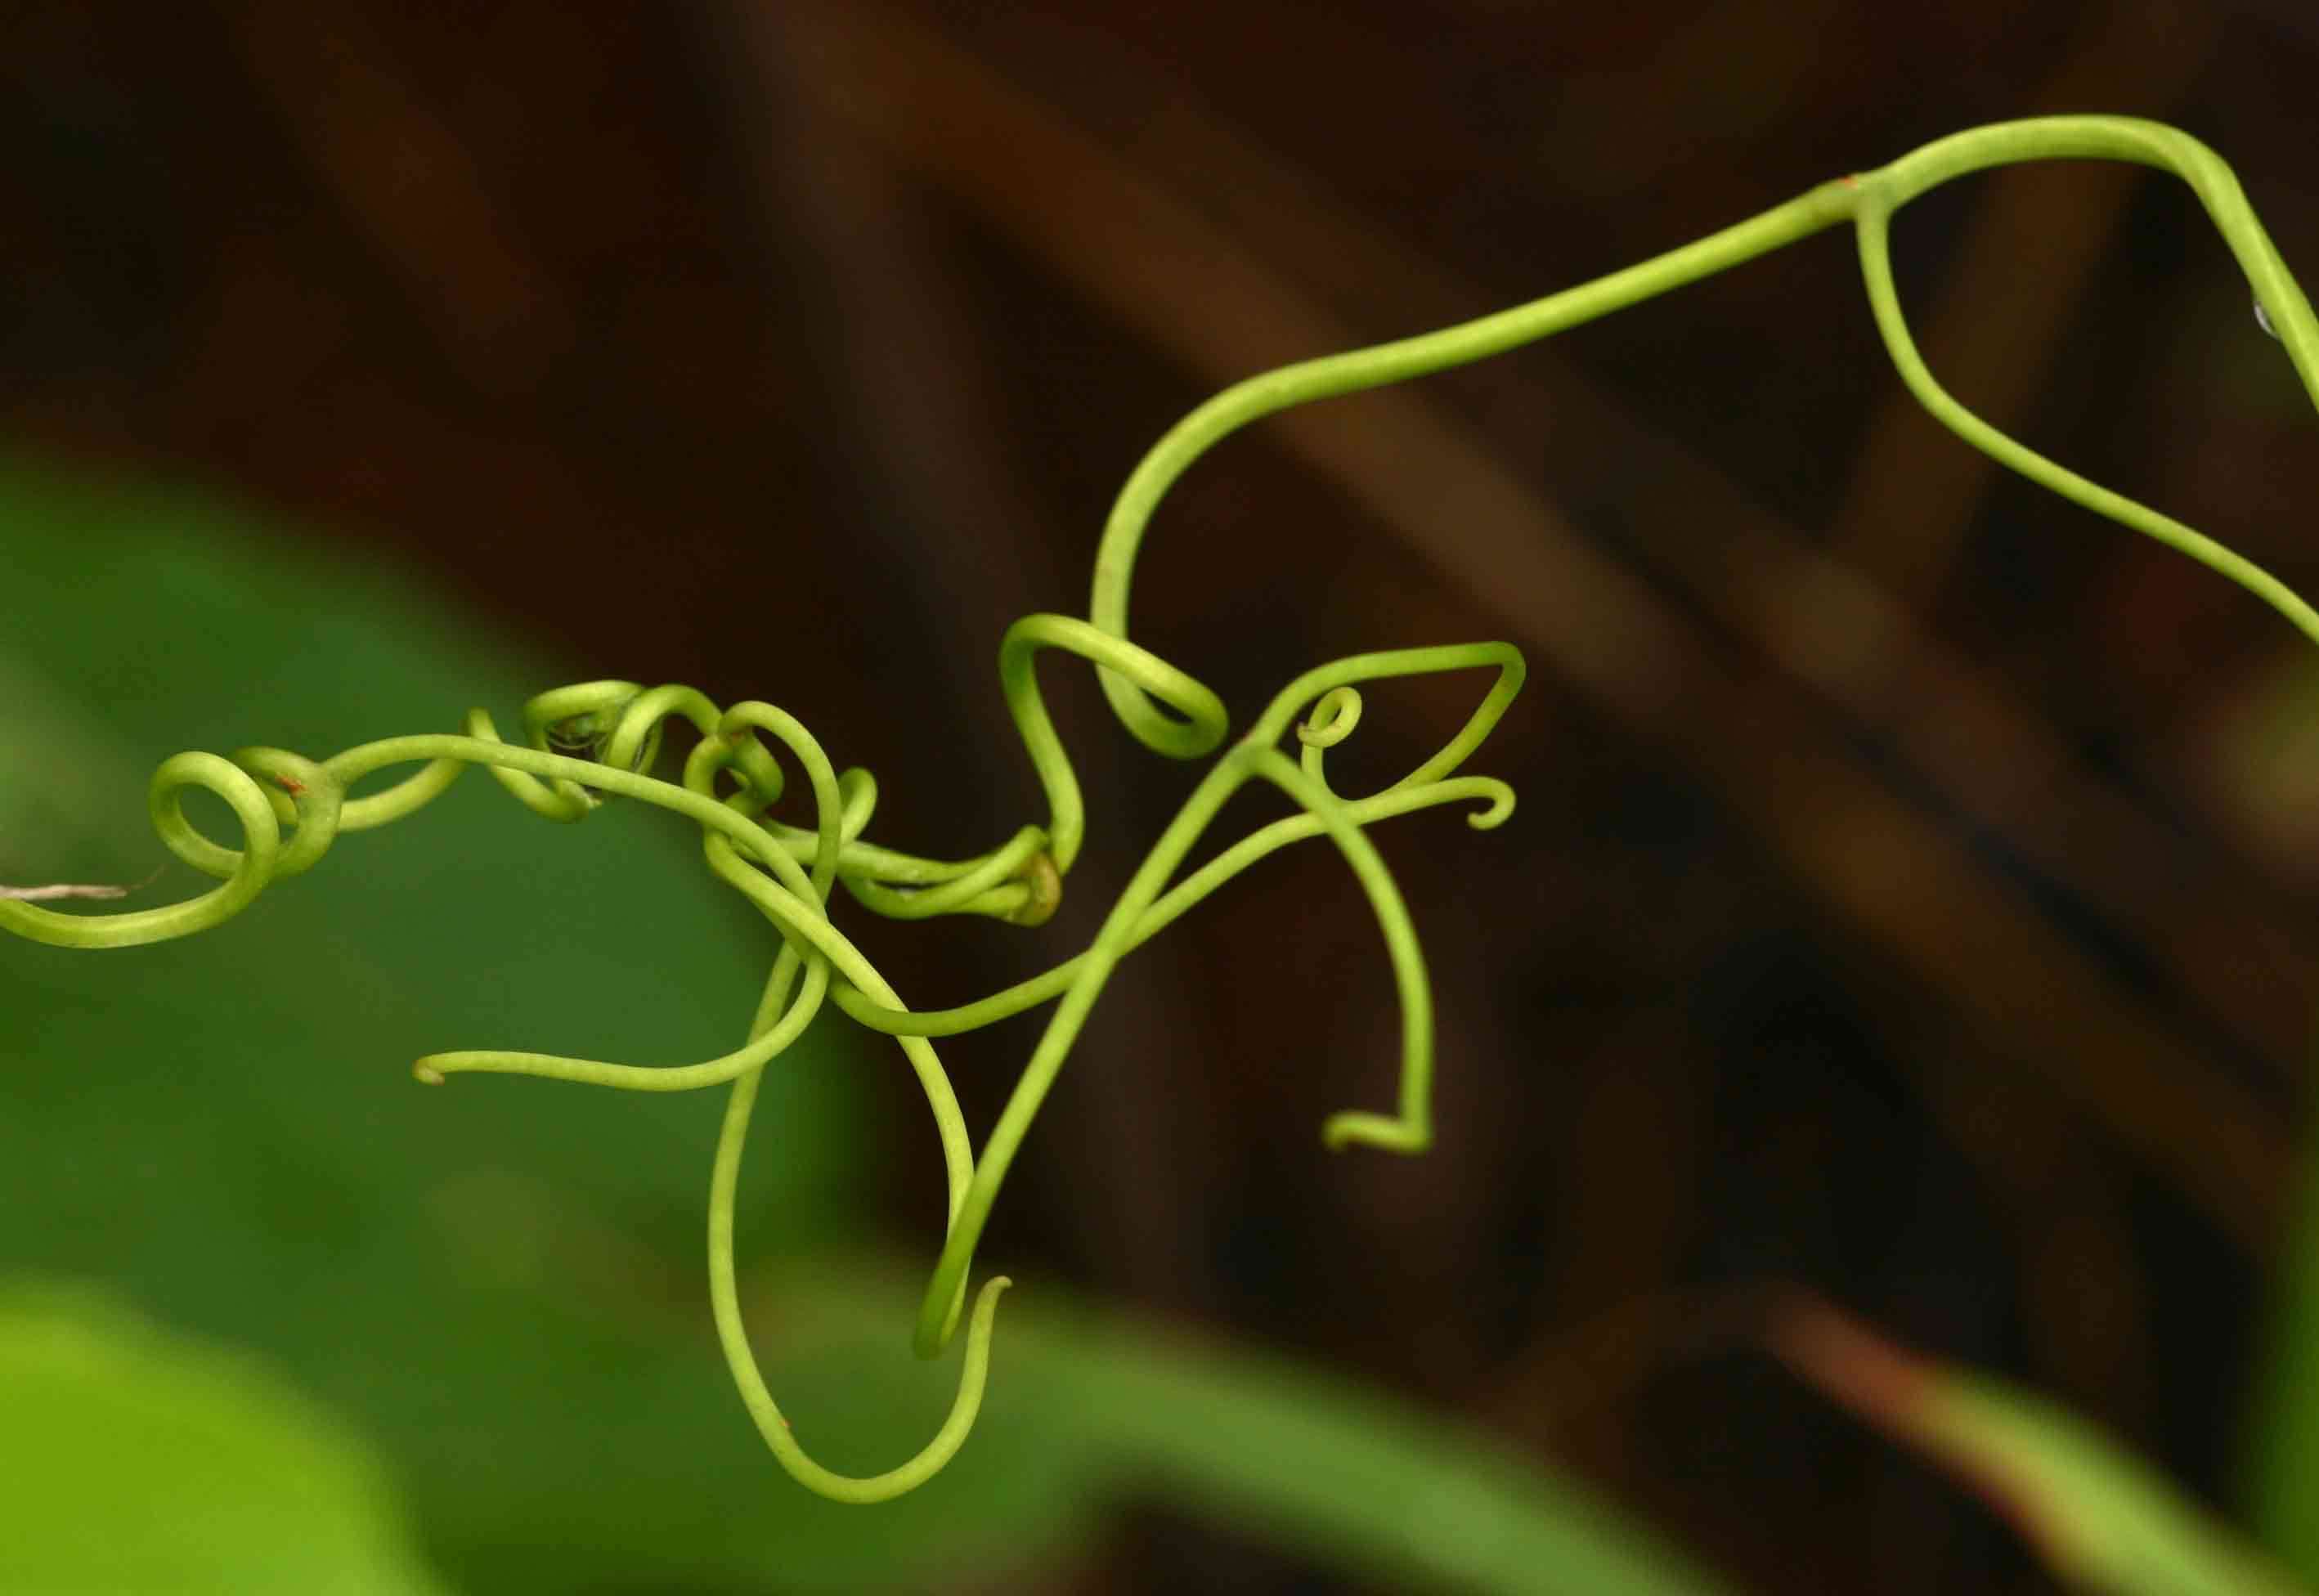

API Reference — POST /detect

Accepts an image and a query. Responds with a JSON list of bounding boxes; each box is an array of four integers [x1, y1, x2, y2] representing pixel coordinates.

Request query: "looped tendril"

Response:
[[5, 640, 1521, 1494], [5, 752, 280, 948], [11, 116, 2314, 1504], [899, 643, 1524, 1353]]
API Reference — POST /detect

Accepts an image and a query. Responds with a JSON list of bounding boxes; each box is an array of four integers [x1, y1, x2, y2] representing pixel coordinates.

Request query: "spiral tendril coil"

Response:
[[9, 117, 2317, 1501]]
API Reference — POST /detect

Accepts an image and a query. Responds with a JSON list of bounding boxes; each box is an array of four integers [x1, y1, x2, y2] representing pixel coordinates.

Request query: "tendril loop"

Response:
[[12, 115, 2315, 1503]]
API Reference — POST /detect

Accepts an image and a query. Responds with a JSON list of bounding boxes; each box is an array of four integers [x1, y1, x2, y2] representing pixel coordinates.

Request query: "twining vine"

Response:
[[6, 117, 2315, 1504]]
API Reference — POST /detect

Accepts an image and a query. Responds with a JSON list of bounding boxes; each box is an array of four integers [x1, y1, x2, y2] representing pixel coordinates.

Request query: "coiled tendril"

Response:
[[8, 117, 2316, 1501]]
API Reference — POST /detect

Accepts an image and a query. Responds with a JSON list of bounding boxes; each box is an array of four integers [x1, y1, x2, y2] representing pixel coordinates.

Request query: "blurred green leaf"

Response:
[[736, 1256, 1738, 1596], [0, 458, 1082, 1591], [2249, 1134, 2319, 1579], [0, 1280, 451, 1596], [1775, 1295, 2309, 1595], [2, 456, 1731, 1594], [1051, 1297, 1732, 1592]]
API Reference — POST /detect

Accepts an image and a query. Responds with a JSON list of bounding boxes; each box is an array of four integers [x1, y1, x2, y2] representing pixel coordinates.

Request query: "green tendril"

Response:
[[10, 116, 2313, 1502]]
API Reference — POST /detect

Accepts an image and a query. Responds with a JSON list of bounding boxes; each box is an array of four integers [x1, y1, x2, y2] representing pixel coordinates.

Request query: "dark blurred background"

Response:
[[7, 2, 2319, 1590]]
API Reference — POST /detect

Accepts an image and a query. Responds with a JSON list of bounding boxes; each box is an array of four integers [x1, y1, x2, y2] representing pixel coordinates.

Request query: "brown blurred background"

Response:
[[7, 2, 2319, 1589]]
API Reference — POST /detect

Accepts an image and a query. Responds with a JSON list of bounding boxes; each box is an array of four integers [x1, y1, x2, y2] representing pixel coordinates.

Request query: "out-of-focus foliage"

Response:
[[0, 455, 950, 1586], [2250, 1141, 2319, 1579], [1040, 1279, 1734, 1594], [0, 458, 1064, 1592], [0, 459, 1730, 1593], [0, 1282, 451, 1596], [13, 4, 2319, 1585], [1774, 1297, 2309, 1595], [2212, 661, 2319, 1580]]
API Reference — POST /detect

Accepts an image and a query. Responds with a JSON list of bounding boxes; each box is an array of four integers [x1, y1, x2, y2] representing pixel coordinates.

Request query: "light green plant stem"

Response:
[[1855, 120, 2319, 646], [2, 751, 282, 948], [708, 1058, 1012, 1502], [11, 115, 2315, 1515], [906, 645, 1523, 1356], [694, 697, 1007, 1501], [827, 774, 1513, 1038], [1088, 117, 2319, 756]]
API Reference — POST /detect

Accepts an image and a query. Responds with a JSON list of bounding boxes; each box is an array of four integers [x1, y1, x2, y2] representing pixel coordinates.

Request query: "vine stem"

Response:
[[8, 115, 2313, 1508], [1089, 117, 2319, 756]]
